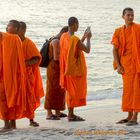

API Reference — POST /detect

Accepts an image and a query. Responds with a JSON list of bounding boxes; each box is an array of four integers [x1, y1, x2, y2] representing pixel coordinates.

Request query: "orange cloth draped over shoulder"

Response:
[[111, 23, 140, 112], [60, 32, 87, 108], [0, 33, 26, 120], [22, 37, 44, 119]]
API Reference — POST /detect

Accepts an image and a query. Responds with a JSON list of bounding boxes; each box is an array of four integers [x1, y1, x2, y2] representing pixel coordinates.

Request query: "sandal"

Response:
[[116, 119, 129, 124], [46, 115, 60, 120], [29, 121, 39, 127], [58, 113, 67, 118], [68, 115, 85, 122], [126, 121, 138, 126]]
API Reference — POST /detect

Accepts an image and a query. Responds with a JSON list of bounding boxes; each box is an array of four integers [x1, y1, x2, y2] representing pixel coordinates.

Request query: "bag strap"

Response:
[[49, 36, 59, 42]]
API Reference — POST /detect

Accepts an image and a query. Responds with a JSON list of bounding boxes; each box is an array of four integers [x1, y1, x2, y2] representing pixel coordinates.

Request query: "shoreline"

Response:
[[0, 99, 140, 139]]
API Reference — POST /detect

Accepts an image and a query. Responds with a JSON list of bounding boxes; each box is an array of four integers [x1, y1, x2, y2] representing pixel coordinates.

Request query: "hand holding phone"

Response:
[[86, 26, 91, 33]]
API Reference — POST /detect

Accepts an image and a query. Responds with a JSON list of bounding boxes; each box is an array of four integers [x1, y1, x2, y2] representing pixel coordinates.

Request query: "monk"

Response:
[[0, 31, 26, 131], [111, 7, 140, 126], [44, 26, 68, 120], [59, 17, 92, 121], [6, 20, 20, 34], [18, 21, 44, 126]]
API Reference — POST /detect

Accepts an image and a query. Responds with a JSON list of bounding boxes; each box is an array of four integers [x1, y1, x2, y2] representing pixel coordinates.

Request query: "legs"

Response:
[[10, 120, 16, 129], [3, 120, 11, 129], [116, 112, 133, 124], [119, 74, 139, 125], [127, 112, 133, 120], [130, 112, 138, 122], [68, 107, 85, 121], [68, 108, 74, 118], [0, 120, 11, 132], [126, 112, 138, 126], [46, 109, 67, 120], [55, 110, 61, 117], [0, 120, 16, 132], [55, 110, 67, 117], [47, 109, 53, 118], [46, 109, 60, 120]]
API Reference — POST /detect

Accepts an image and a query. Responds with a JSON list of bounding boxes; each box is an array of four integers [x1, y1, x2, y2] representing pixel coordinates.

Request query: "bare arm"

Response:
[[113, 46, 120, 66], [78, 31, 92, 53], [81, 30, 90, 43], [52, 39, 60, 61], [81, 35, 86, 43], [25, 56, 40, 66], [113, 46, 124, 74], [77, 39, 91, 53]]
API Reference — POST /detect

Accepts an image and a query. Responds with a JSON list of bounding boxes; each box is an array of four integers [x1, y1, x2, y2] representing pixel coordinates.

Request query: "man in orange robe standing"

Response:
[[111, 7, 140, 126], [18, 21, 44, 127], [44, 26, 68, 120], [59, 17, 92, 121], [0, 25, 26, 131]]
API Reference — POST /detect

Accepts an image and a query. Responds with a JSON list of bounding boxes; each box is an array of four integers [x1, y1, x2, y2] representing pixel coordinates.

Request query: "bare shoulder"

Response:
[[52, 39, 59, 46]]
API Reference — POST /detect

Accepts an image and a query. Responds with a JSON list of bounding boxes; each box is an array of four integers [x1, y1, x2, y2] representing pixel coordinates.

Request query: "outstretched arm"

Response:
[[77, 39, 91, 53], [78, 31, 92, 53]]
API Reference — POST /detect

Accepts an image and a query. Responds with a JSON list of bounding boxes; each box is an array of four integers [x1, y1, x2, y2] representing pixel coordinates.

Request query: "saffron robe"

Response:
[[44, 42, 65, 110], [22, 37, 44, 119], [111, 23, 140, 112], [0, 33, 26, 120], [60, 32, 87, 108]]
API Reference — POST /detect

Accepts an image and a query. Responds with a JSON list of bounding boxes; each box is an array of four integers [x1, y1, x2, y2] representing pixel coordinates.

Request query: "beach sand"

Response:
[[0, 99, 140, 140]]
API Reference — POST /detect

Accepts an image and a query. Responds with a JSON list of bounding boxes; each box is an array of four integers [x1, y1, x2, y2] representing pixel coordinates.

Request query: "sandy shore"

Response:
[[0, 99, 140, 140]]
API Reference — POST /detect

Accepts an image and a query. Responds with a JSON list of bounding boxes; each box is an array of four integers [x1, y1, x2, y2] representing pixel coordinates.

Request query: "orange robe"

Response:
[[22, 37, 44, 119], [44, 42, 65, 110], [111, 23, 140, 112], [0, 33, 26, 120], [60, 32, 87, 108]]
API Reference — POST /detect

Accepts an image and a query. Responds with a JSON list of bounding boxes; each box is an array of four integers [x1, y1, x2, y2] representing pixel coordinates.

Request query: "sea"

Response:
[[0, 0, 140, 112]]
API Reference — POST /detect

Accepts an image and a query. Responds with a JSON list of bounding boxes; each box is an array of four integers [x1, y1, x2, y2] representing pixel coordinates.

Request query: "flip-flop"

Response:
[[29, 121, 39, 127], [126, 121, 138, 126], [116, 119, 129, 124], [58, 113, 67, 118], [46, 115, 60, 120], [68, 115, 85, 122]]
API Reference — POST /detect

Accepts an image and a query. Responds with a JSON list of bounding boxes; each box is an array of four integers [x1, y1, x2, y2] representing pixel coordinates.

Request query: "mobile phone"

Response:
[[86, 26, 91, 33]]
